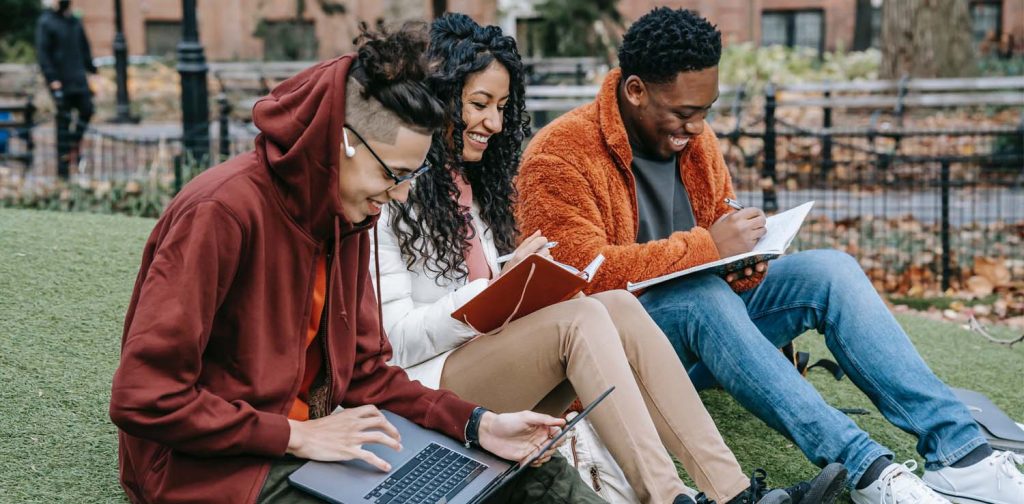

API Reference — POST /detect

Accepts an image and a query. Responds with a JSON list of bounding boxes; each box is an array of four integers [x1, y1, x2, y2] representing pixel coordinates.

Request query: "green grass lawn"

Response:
[[1, 208, 1022, 503]]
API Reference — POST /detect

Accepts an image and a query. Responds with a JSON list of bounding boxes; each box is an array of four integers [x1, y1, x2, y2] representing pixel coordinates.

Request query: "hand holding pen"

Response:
[[713, 197, 768, 281], [498, 230, 556, 275], [710, 197, 767, 257], [496, 239, 557, 264]]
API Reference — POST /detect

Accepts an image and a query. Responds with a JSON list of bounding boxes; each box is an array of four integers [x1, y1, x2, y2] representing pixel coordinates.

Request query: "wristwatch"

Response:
[[464, 406, 489, 449]]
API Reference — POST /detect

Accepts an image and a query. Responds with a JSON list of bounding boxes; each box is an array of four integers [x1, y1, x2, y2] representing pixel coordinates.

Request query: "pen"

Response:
[[724, 198, 745, 211], [496, 241, 558, 264]]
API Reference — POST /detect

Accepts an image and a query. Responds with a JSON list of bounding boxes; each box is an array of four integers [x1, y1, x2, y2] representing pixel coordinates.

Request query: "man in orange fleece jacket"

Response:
[[516, 8, 1022, 504]]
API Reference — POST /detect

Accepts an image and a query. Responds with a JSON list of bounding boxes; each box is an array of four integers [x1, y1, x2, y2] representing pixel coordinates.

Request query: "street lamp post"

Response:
[[112, 0, 133, 122], [177, 0, 210, 168]]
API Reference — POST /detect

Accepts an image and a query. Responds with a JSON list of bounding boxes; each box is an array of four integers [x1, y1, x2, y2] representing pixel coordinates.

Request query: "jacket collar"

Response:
[[595, 68, 634, 172]]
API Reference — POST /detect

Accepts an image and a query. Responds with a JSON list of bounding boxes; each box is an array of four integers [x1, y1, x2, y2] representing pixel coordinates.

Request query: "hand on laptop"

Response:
[[710, 207, 767, 258], [286, 405, 402, 472], [478, 410, 566, 466]]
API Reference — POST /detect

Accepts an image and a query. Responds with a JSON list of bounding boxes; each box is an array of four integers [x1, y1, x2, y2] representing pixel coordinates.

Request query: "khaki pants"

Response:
[[441, 290, 750, 504]]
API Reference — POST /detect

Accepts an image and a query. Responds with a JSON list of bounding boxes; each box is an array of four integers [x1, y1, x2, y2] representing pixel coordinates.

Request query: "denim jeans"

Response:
[[639, 249, 986, 486]]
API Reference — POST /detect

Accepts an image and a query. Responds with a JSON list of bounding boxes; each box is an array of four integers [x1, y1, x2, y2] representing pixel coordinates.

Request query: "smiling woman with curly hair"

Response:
[[370, 12, 837, 504], [388, 15, 528, 279]]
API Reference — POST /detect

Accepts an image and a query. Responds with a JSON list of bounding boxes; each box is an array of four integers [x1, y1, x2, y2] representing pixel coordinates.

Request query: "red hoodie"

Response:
[[109, 54, 477, 504]]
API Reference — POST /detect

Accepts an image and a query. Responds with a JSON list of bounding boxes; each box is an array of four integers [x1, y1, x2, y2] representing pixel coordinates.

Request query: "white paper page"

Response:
[[626, 201, 815, 292], [753, 201, 815, 253], [582, 254, 606, 282]]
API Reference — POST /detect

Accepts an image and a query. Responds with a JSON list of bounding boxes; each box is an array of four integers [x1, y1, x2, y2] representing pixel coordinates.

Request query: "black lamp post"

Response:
[[112, 0, 133, 122], [177, 0, 210, 168]]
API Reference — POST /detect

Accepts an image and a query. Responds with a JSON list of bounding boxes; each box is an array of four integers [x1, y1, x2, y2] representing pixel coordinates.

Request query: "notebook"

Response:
[[452, 253, 605, 333], [627, 201, 815, 292]]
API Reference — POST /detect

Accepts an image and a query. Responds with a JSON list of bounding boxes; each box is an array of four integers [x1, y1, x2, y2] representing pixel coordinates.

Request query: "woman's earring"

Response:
[[343, 129, 356, 158]]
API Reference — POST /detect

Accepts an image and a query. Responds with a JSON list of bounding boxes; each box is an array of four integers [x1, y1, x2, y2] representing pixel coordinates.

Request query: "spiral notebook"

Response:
[[452, 253, 605, 334]]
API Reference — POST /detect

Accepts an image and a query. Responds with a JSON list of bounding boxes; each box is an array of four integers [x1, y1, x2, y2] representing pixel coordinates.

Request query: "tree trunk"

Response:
[[880, 0, 975, 78]]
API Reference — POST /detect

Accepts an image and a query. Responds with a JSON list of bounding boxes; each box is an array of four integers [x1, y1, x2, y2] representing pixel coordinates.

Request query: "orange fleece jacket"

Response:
[[516, 68, 765, 294]]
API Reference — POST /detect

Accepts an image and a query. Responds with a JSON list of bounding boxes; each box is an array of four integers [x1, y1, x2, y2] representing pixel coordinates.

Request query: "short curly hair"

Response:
[[618, 7, 722, 84]]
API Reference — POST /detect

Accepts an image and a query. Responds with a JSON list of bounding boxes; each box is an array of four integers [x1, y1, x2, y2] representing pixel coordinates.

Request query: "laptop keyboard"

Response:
[[363, 442, 488, 503]]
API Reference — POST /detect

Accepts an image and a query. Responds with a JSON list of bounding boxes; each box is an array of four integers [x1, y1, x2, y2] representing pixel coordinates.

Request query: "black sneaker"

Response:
[[694, 468, 792, 504], [675, 495, 697, 504], [783, 463, 847, 504]]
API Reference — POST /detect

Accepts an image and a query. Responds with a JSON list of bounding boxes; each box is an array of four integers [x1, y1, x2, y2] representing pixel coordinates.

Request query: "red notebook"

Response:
[[451, 253, 605, 334]]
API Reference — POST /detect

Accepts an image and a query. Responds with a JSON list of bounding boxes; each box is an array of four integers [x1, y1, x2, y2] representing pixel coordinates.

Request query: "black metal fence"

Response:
[[12, 95, 256, 190], [5, 81, 1022, 295], [714, 86, 1023, 294]]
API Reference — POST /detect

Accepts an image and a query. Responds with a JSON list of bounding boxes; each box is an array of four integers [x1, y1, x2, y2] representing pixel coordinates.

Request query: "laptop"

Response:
[[951, 387, 1024, 455], [288, 386, 615, 504]]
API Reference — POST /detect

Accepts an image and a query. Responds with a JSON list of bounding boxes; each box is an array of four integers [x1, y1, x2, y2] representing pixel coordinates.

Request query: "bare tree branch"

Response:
[[967, 315, 1024, 348]]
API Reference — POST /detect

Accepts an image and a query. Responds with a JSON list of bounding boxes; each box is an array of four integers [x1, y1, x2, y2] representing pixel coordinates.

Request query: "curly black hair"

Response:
[[389, 13, 530, 283], [618, 7, 722, 84]]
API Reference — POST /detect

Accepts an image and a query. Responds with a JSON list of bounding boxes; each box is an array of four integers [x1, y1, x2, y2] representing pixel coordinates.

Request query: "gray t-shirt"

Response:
[[631, 149, 696, 243]]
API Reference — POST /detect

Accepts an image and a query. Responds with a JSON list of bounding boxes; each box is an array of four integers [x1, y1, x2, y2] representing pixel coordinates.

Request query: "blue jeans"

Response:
[[639, 249, 986, 486]]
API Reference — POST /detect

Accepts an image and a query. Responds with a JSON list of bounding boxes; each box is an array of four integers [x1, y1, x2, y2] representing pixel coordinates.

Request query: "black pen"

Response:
[[724, 198, 745, 210]]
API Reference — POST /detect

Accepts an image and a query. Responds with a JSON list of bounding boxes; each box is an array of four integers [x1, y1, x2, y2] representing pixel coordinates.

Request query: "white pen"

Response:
[[724, 198, 745, 211], [496, 241, 558, 264]]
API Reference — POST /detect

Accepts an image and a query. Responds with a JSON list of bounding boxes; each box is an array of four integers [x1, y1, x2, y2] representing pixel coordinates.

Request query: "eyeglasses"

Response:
[[344, 124, 431, 187]]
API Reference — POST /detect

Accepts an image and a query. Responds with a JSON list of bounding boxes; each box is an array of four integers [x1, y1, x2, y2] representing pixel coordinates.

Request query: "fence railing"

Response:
[[522, 76, 1024, 292], [6, 75, 1022, 294]]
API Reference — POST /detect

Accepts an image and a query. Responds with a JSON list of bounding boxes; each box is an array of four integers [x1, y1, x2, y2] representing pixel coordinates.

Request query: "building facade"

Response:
[[75, 0, 496, 61], [74, 0, 1021, 61]]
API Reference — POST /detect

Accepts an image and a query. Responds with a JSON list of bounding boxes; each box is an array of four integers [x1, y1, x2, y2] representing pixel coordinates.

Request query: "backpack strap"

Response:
[[781, 342, 844, 381]]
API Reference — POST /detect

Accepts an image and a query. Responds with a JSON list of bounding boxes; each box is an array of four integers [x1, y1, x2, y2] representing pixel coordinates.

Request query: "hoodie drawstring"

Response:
[[373, 225, 387, 359], [332, 216, 343, 313]]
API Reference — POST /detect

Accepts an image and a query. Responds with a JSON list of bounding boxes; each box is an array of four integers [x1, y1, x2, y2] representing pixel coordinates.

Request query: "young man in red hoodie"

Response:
[[109, 24, 602, 504]]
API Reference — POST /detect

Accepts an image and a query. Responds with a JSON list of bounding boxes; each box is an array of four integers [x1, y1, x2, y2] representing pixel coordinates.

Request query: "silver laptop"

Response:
[[951, 387, 1024, 455], [288, 386, 614, 504]]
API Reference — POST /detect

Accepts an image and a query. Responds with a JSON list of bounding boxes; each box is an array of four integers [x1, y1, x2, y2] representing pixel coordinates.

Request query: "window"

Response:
[[145, 20, 182, 59], [869, 4, 881, 48], [970, 1, 1002, 45], [761, 10, 825, 54], [255, 20, 318, 61]]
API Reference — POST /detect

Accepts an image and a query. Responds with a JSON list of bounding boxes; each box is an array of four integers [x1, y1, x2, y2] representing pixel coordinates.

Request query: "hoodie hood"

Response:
[[252, 54, 371, 240]]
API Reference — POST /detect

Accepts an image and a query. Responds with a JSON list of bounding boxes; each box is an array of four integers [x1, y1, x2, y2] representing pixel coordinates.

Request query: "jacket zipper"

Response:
[[310, 246, 334, 419], [590, 466, 602, 492]]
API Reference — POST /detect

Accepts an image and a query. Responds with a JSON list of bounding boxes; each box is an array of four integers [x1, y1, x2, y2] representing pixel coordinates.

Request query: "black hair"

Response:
[[354, 21, 446, 130], [389, 13, 530, 282], [618, 7, 722, 83]]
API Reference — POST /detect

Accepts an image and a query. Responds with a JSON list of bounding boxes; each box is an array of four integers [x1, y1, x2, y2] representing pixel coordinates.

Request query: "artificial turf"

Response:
[[1, 208, 1021, 503]]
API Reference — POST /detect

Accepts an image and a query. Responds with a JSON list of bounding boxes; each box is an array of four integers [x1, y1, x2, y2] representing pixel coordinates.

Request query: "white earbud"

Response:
[[342, 129, 356, 158]]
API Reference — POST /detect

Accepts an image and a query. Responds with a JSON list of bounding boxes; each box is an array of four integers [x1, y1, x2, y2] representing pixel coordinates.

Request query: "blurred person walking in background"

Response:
[[35, 0, 96, 178]]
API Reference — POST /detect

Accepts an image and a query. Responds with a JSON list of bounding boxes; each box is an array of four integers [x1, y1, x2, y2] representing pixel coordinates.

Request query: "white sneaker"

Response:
[[851, 460, 952, 504], [922, 450, 1024, 504]]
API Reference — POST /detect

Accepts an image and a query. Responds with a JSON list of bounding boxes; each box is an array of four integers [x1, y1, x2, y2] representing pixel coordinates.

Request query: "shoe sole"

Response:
[[758, 489, 793, 504], [930, 488, 999, 504], [801, 463, 848, 504]]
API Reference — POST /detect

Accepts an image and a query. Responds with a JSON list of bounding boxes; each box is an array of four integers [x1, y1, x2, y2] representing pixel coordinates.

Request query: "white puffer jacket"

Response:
[[371, 203, 640, 501], [370, 203, 500, 389]]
